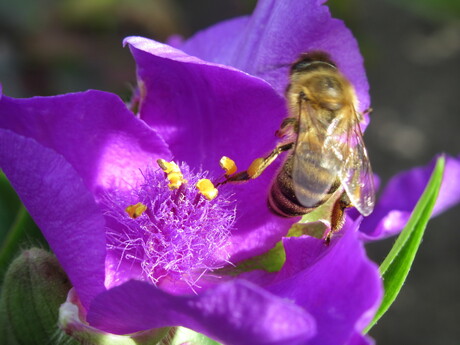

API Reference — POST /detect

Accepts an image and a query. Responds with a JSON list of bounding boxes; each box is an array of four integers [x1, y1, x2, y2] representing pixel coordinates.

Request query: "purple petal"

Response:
[[125, 36, 285, 174], [0, 130, 106, 309], [87, 279, 316, 345], [125, 36, 295, 261], [226, 174, 298, 262], [265, 220, 382, 345], [179, 16, 248, 66], [360, 154, 460, 240], [433, 155, 460, 215], [0, 90, 171, 195], [0, 90, 172, 306], [181, 0, 370, 112]]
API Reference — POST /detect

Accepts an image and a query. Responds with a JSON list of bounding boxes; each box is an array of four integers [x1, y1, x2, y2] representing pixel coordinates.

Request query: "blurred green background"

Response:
[[1, 0, 459, 344]]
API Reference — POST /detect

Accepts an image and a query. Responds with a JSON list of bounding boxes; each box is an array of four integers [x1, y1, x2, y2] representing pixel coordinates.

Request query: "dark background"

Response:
[[1, 0, 459, 343]]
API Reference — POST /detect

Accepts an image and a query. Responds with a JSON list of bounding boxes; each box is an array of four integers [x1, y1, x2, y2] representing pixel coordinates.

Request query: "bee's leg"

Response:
[[221, 142, 294, 184], [248, 142, 295, 179], [325, 192, 352, 244], [276, 117, 297, 138]]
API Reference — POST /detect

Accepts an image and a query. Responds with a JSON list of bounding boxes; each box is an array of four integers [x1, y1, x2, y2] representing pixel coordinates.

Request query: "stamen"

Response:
[[157, 159, 180, 174], [219, 156, 237, 176], [102, 162, 235, 292], [167, 171, 185, 190], [125, 202, 147, 219], [196, 179, 218, 201], [157, 159, 187, 189]]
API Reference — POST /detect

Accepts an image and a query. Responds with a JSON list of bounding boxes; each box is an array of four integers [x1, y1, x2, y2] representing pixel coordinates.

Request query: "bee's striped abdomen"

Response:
[[268, 154, 338, 217]]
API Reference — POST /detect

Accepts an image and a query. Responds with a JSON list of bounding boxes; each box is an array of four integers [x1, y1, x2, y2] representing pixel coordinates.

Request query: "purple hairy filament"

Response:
[[101, 162, 235, 294]]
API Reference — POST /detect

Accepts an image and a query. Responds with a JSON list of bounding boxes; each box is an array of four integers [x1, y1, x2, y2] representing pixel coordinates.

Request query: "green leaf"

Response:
[[364, 156, 445, 333]]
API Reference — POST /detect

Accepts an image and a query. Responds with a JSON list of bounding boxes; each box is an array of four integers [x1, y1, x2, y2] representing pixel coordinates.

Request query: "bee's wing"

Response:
[[335, 107, 375, 216], [292, 101, 340, 208]]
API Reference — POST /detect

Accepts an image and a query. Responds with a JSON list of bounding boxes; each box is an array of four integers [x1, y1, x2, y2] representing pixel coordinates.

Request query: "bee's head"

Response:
[[290, 51, 337, 75]]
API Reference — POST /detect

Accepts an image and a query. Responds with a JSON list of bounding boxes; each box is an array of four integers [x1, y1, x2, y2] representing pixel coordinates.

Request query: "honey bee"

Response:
[[224, 51, 375, 242]]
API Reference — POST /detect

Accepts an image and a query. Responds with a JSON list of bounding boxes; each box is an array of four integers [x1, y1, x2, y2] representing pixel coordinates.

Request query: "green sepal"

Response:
[[219, 240, 286, 275], [364, 156, 445, 333], [163, 327, 221, 345]]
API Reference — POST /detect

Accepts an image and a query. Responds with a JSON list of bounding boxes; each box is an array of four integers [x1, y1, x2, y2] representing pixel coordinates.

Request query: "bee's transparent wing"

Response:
[[334, 107, 375, 216], [292, 101, 341, 208]]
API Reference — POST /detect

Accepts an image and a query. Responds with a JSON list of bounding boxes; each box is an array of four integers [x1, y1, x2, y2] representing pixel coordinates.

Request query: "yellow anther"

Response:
[[247, 158, 264, 178], [167, 172, 186, 190], [219, 156, 237, 176], [125, 202, 147, 219], [157, 159, 187, 189], [196, 179, 218, 201], [157, 159, 181, 174]]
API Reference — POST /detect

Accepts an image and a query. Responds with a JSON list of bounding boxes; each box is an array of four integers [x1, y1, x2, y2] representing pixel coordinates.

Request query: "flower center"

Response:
[[101, 161, 235, 293]]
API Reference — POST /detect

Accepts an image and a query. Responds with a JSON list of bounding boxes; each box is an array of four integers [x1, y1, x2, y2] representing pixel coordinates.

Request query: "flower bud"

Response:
[[0, 247, 170, 345], [0, 248, 72, 344]]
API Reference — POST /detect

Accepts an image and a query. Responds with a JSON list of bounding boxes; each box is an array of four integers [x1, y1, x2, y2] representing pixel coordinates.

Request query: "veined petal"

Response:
[[0, 90, 171, 195], [265, 220, 382, 345], [0, 89, 172, 306], [125, 36, 295, 261], [87, 279, 316, 345], [125, 36, 286, 174], [181, 0, 370, 113], [360, 154, 460, 240], [0, 130, 106, 309]]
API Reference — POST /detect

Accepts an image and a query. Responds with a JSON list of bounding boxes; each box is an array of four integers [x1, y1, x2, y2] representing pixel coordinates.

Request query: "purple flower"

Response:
[[360, 155, 460, 240], [1, 0, 459, 344]]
